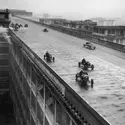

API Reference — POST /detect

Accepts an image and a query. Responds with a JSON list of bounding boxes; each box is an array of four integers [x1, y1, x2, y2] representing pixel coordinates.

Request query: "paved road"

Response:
[[11, 17, 125, 125]]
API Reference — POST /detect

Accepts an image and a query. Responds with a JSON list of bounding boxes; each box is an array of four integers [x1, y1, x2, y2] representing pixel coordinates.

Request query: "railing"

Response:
[[8, 27, 111, 125]]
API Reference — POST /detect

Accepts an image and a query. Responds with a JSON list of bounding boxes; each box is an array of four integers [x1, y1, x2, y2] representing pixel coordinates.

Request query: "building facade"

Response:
[[0, 9, 11, 28], [93, 26, 125, 45], [39, 17, 125, 45], [9, 9, 32, 16]]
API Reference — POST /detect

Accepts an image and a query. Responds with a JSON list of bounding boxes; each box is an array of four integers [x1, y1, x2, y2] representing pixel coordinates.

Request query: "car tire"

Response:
[[44, 55, 46, 59], [91, 79, 94, 88], [91, 65, 94, 70], [78, 62, 81, 67], [53, 57, 55, 62], [75, 75, 77, 81]]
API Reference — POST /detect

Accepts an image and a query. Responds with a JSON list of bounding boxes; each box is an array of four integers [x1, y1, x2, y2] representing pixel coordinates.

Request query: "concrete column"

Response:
[[29, 64, 32, 125], [29, 63, 31, 86], [43, 84, 46, 125], [115, 30, 120, 35], [36, 78, 38, 124], [115, 30, 117, 35], [99, 29, 102, 34], [97, 28, 99, 33], [105, 30, 108, 35], [98, 28, 100, 34], [54, 100, 57, 125], [123, 39, 125, 45], [21, 54, 24, 73], [113, 39, 116, 43], [29, 86, 32, 125], [14, 46, 17, 60], [70, 119, 72, 125], [119, 39, 121, 44], [123, 31, 125, 37]]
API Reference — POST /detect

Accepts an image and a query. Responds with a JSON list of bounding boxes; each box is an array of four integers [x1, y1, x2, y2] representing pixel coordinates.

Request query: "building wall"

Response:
[[39, 18, 125, 45], [9, 31, 79, 125], [9, 9, 32, 16], [123, 39, 125, 45], [93, 26, 125, 45], [92, 20, 114, 26], [0, 34, 9, 93]]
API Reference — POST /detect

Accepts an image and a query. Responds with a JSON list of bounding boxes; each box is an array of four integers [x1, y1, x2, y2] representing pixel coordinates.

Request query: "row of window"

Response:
[[94, 28, 125, 36], [10, 67, 29, 125], [10, 41, 55, 125], [10, 40, 79, 125]]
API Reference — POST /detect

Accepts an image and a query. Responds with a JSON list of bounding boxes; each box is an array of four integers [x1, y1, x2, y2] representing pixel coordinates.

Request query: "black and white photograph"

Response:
[[0, 0, 125, 125]]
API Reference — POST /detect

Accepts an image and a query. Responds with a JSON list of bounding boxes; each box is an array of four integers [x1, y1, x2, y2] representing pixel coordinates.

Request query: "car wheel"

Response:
[[44, 55, 46, 59], [75, 75, 77, 81], [53, 57, 55, 62], [78, 62, 80, 67], [91, 65, 94, 70], [91, 79, 94, 88]]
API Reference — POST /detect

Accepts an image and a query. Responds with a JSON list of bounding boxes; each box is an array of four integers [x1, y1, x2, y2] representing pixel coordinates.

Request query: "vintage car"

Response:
[[44, 51, 55, 62], [24, 24, 28, 27], [83, 42, 96, 50], [43, 28, 48, 32], [14, 26, 19, 31], [76, 70, 94, 88], [10, 23, 24, 31], [19, 24, 23, 27], [78, 58, 94, 70]]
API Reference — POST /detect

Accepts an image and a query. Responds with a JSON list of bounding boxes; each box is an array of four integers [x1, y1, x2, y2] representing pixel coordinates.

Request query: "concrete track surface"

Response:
[[11, 17, 125, 125]]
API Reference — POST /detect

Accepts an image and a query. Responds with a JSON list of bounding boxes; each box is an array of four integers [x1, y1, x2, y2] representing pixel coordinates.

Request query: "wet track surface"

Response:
[[11, 17, 125, 125]]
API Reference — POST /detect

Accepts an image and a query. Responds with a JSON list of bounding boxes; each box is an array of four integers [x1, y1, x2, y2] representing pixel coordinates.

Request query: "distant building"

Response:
[[39, 18, 96, 36], [39, 17, 125, 45], [88, 18, 125, 45], [93, 26, 125, 45], [42, 13, 50, 18], [90, 18, 114, 26], [42, 13, 63, 19], [9, 9, 32, 16], [62, 20, 97, 31], [39, 18, 66, 25], [0, 9, 11, 28]]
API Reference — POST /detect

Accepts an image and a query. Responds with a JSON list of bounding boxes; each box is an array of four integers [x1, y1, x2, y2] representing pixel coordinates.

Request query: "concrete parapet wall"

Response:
[[91, 38, 125, 52]]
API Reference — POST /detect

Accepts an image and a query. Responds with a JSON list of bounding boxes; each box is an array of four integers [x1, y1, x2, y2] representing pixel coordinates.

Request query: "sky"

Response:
[[0, 0, 125, 20]]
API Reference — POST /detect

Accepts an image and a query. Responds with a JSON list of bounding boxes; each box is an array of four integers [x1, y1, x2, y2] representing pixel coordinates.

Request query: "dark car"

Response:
[[44, 51, 55, 62], [24, 24, 28, 27], [43, 28, 48, 32], [78, 58, 94, 70], [83, 42, 96, 50], [75, 70, 94, 88]]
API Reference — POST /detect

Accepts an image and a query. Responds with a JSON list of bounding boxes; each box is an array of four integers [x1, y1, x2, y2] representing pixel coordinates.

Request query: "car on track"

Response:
[[75, 70, 94, 88], [24, 24, 28, 27], [44, 51, 55, 62], [78, 58, 94, 70], [83, 42, 96, 50], [43, 28, 48, 32]]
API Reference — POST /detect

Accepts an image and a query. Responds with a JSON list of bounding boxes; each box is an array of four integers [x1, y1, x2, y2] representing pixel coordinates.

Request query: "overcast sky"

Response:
[[0, 0, 125, 19]]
